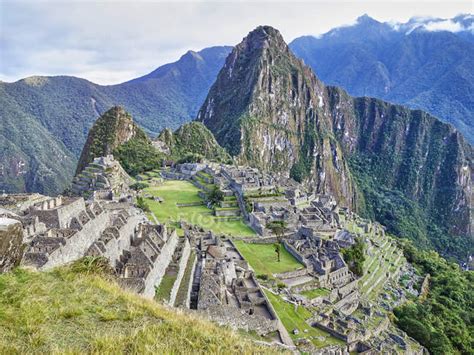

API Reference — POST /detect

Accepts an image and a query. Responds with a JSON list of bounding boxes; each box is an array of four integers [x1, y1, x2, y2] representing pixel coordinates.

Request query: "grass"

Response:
[[0, 258, 278, 354], [233, 241, 303, 275], [264, 290, 344, 348], [300, 288, 330, 299], [154, 272, 177, 302], [144, 180, 255, 237]]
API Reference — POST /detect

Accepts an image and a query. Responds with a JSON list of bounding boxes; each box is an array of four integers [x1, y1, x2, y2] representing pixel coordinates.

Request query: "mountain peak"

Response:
[[356, 14, 381, 25], [75, 106, 145, 175], [182, 50, 204, 62], [239, 25, 287, 51]]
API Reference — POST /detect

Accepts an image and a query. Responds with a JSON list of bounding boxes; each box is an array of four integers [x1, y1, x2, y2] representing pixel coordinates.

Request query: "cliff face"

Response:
[[328, 87, 473, 241], [197, 25, 472, 259], [75, 106, 146, 175], [197, 26, 355, 207]]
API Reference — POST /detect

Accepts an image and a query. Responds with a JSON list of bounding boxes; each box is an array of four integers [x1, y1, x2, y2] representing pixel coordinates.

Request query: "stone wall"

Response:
[[184, 254, 197, 308], [243, 237, 278, 244], [29, 198, 86, 229], [0, 218, 24, 272], [274, 268, 308, 280], [214, 209, 240, 217], [202, 305, 279, 335], [282, 241, 307, 267], [98, 214, 143, 268], [142, 230, 179, 298], [40, 209, 110, 270], [169, 238, 191, 306]]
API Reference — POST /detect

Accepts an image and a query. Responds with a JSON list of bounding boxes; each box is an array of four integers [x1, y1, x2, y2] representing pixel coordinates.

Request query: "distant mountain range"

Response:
[[0, 47, 230, 194], [1, 14, 472, 195], [289, 14, 474, 143]]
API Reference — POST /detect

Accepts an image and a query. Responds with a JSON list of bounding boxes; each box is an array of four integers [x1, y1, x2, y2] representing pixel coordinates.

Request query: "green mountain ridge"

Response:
[[0, 46, 231, 194]]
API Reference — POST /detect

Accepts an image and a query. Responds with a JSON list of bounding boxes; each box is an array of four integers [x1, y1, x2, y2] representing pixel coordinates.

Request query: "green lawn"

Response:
[[264, 290, 344, 348], [300, 288, 330, 299], [144, 180, 255, 237], [233, 241, 303, 275]]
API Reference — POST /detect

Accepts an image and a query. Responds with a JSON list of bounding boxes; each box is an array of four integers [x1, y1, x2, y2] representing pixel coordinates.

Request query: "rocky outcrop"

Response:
[[75, 106, 146, 175], [197, 26, 355, 207], [0, 218, 24, 272]]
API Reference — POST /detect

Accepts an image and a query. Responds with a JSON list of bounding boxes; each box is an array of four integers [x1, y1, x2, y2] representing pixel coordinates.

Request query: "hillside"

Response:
[[198, 25, 473, 261], [0, 46, 231, 194], [290, 14, 474, 144], [0, 258, 275, 354], [156, 121, 231, 163]]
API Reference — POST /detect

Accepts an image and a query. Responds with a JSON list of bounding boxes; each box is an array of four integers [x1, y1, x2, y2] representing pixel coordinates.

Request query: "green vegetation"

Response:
[[349, 154, 472, 262], [266, 220, 287, 238], [154, 273, 177, 302], [157, 122, 231, 164], [206, 185, 224, 206], [233, 241, 303, 275], [135, 196, 150, 213], [144, 180, 255, 237], [0, 257, 272, 354], [174, 251, 196, 307], [130, 182, 149, 191], [300, 288, 330, 299], [264, 290, 344, 348], [114, 137, 163, 176], [393, 241, 474, 355], [341, 239, 366, 276]]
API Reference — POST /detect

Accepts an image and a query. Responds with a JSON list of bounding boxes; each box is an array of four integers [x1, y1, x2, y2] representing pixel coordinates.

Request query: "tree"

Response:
[[274, 243, 281, 262], [207, 185, 224, 207], [266, 220, 287, 241], [341, 238, 366, 276], [136, 196, 150, 212], [267, 221, 287, 263]]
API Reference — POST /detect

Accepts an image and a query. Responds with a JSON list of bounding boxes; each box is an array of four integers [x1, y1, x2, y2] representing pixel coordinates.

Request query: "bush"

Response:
[[136, 196, 150, 212], [341, 239, 366, 276], [130, 182, 149, 191], [206, 186, 224, 206]]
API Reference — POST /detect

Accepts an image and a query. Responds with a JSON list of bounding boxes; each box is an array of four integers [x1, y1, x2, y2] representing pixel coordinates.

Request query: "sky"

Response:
[[0, 0, 472, 84]]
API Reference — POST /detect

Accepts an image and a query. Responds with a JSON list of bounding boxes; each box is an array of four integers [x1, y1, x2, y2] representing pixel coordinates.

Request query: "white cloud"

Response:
[[0, 1, 472, 84], [424, 19, 464, 32]]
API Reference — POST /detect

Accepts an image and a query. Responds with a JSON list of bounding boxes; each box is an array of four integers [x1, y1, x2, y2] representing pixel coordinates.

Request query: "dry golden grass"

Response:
[[0, 258, 281, 354]]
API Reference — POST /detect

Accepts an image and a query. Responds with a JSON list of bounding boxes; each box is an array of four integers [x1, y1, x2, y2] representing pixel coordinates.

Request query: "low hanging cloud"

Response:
[[423, 19, 467, 32], [0, 1, 471, 84]]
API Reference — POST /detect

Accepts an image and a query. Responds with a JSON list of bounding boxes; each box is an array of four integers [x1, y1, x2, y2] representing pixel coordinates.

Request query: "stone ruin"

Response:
[[184, 227, 293, 347], [71, 155, 133, 201], [1, 192, 179, 300]]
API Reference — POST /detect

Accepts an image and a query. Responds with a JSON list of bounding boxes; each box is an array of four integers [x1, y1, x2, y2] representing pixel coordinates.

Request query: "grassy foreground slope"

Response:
[[0, 258, 274, 354]]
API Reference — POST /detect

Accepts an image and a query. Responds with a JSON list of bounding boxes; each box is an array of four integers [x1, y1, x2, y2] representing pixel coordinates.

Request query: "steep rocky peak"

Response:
[[75, 106, 145, 175], [238, 25, 287, 51]]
